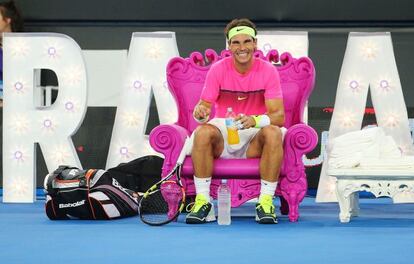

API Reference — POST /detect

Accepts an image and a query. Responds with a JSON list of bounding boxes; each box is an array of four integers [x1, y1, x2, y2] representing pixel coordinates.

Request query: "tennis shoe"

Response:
[[255, 194, 278, 224], [186, 194, 216, 224]]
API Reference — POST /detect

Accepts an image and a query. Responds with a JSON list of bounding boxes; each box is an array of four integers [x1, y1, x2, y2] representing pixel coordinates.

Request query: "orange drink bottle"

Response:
[[225, 107, 240, 145]]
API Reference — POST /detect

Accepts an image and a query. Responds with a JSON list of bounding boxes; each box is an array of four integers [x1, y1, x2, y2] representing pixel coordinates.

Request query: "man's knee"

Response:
[[193, 124, 220, 146], [261, 125, 283, 146]]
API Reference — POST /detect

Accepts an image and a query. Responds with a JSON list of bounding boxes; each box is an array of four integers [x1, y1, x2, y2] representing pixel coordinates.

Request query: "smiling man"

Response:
[[187, 18, 285, 224]]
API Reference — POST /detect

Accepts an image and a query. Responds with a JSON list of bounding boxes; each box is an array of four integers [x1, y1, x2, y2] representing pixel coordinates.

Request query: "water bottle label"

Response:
[[225, 118, 234, 127]]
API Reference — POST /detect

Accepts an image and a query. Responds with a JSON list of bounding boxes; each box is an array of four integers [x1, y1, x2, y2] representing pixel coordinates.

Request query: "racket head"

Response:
[[139, 180, 185, 226]]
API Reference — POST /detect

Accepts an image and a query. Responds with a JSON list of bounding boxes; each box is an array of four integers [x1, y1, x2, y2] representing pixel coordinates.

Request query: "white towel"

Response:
[[328, 127, 383, 155], [328, 127, 410, 169], [359, 156, 414, 169], [380, 136, 402, 158], [328, 127, 383, 168]]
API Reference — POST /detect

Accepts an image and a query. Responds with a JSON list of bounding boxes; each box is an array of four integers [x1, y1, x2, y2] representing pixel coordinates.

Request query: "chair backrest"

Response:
[[166, 49, 315, 133]]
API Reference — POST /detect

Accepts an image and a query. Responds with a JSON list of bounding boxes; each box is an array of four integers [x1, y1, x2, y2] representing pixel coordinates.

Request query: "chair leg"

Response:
[[279, 196, 289, 215], [283, 190, 305, 222], [335, 181, 352, 223], [279, 176, 307, 222], [286, 192, 299, 222]]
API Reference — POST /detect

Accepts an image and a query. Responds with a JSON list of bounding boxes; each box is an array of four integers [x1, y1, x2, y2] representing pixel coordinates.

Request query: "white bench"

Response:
[[329, 169, 414, 223]]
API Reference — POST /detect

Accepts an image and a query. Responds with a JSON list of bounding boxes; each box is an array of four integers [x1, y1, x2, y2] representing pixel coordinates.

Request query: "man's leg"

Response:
[[192, 124, 224, 179], [246, 125, 283, 224], [186, 124, 224, 224]]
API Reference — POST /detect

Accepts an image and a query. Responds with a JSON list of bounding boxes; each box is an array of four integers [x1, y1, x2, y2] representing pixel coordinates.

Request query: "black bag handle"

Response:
[[44, 165, 81, 195]]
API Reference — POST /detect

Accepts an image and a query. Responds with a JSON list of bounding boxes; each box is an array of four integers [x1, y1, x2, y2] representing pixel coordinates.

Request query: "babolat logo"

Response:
[[59, 200, 86, 209], [112, 178, 129, 194]]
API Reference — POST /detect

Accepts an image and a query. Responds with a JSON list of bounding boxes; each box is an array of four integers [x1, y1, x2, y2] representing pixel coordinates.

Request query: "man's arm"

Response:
[[235, 98, 284, 129], [265, 98, 285, 127], [193, 99, 213, 123]]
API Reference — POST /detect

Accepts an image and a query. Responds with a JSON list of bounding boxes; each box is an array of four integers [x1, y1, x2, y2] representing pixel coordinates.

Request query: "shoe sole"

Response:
[[255, 214, 278, 224], [186, 207, 216, 224]]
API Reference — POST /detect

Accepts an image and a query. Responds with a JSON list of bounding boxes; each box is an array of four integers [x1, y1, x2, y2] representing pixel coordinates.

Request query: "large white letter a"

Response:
[[317, 32, 414, 202]]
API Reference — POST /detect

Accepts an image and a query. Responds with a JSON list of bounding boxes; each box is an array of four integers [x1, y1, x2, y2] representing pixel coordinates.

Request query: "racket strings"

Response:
[[139, 183, 184, 225], [140, 190, 168, 213]]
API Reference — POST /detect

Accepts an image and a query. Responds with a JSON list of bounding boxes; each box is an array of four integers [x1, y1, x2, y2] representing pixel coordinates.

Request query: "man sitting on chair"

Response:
[[187, 18, 285, 224]]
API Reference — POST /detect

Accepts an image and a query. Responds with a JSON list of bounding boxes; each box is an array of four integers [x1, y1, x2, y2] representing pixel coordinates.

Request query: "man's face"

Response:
[[0, 13, 11, 33], [228, 33, 257, 67]]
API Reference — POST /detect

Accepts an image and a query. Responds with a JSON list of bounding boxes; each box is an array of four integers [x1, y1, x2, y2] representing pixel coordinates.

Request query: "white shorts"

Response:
[[190, 118, 286, 159]]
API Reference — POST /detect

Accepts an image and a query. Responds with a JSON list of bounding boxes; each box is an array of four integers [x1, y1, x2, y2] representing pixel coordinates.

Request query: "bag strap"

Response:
[[45, 166, 71, 195]]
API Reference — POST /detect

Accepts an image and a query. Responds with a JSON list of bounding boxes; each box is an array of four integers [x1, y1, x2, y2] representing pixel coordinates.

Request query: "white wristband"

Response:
[[252, 115, 270, 128]]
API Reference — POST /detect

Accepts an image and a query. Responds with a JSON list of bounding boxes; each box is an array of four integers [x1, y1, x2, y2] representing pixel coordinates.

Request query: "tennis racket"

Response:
[[138, 138, 190, 226]]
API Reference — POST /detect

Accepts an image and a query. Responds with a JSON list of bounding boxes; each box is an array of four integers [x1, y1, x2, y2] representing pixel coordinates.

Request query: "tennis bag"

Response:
[[44, 166, 139, 220]]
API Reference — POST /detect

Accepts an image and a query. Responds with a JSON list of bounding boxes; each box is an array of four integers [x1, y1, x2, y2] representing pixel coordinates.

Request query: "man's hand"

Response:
[[234, 114, 256, 129], [193, 103, 211, 123]]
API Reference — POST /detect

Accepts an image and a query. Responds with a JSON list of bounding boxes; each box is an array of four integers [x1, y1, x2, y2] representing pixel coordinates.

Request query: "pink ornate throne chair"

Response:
[[149, 49, 318, 222]]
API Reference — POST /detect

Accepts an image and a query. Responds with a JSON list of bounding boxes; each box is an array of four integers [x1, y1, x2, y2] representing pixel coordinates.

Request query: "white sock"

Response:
[[193, 176, 212, 202], [259, 179, 278, 201]]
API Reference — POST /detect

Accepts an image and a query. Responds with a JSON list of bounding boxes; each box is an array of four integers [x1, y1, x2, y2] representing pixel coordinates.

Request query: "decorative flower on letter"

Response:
[[41, 117, 57, 133], [9, 38, 29, 58], [11, 146, 28, 164], [7, 175, 30, 197], [343, 76, 365, 94], [127, 76, 149, 94], [145, 41, 164, 60], [376, 76, 395, 94], [44, 42, 63, 60], [121, 111, 142, 128], [10, 114, 30, 134], [118, 145, 134, 159], [49, 145, 71, 164], [360, 41, 379, 60], [337, 110, 357, 128], [381, 112, 401, 129], [62, 98, 80, 113], [63, 66, 83, 86], [11, 79, 28, 95]]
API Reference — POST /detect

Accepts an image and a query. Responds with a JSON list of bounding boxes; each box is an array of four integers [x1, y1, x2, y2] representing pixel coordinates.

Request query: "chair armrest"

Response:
[[149, 124, 190, 176], [283, 123, 318, 181]]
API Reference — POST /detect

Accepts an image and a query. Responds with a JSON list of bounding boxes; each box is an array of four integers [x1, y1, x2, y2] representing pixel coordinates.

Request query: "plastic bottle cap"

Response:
[[227, 107, 232, 112], [222, 179, 227, 184]]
